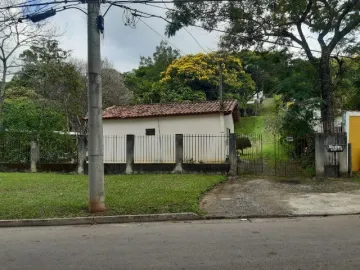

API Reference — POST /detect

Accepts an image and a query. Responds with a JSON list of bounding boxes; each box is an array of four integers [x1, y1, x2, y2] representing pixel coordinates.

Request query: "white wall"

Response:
[[224, 114, 234, 134], [103, 114, 224, 136], [102, 113, 233, 164]]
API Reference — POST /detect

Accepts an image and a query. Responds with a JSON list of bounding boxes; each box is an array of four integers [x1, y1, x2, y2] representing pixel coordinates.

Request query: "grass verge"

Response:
[[0, 173, 225, 220]]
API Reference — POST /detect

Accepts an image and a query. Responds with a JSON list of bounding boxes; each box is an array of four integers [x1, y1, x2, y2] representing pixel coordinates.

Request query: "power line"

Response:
[[183, 27, 208, 53], [110, 2, 208, 52], [110, 3, 359, 59], [2, 0, 358, 60], [0, 0, 80, 10], [109, 0, 255, 4], [138, 18, 185, 54]]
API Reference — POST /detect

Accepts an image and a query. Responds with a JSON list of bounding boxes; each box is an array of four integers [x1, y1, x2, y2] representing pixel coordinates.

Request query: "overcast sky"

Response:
[[50, 3, 221, 73]]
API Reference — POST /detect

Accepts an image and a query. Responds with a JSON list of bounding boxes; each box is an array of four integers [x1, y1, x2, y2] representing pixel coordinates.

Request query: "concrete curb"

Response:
[[0, 213, 201, 228], [204, 212, 360, 220], [1, 212, 359, 228]]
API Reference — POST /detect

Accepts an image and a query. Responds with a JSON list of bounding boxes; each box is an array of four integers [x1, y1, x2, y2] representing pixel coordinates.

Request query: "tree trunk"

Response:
[[0, 63, 7, 131], [0, 95, 3, 131], [319, 54, 335, 134]]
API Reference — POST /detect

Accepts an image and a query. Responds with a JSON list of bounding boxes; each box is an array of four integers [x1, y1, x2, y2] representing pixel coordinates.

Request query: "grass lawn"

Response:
[[0, 173, 225, 220], [235, 116, 264, 134]]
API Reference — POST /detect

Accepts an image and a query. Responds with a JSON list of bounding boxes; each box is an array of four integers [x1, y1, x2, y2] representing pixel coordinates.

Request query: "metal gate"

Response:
[[236, 134, 314, 177]]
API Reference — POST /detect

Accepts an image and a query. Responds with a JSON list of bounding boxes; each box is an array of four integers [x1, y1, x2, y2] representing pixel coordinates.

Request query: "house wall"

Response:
[[224, 114, 234, 134], [103, 114, 223, 135], [102, 114, 232, 164], [344, 111, 360, 172]]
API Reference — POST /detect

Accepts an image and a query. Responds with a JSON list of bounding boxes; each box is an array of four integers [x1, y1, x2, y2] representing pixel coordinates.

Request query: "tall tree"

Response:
[[161, 52, 255, 106], [139, 40, 181, 82], [10, 41, 86, 132], [166, 0, 360, 133], [238, 50, 291, 96], [0, 0, 56, 129], [71, 57, 133, 112], [101, 58, 133, 109], [125, 41, 181, 103]]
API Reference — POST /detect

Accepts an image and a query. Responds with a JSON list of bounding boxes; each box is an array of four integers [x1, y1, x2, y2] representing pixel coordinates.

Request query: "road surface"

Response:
[[1, 216, 360, 269]]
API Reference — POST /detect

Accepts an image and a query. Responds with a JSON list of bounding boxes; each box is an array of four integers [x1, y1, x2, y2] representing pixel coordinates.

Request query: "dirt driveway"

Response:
[[201, 177, 360, 217]]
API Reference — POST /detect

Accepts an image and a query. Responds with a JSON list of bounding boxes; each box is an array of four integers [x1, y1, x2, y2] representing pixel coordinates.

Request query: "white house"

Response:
[[101, 100, 239, 164]]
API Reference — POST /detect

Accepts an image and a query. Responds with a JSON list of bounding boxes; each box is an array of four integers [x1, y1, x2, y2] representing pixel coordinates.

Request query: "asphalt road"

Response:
[[1, 216, 360, 270]]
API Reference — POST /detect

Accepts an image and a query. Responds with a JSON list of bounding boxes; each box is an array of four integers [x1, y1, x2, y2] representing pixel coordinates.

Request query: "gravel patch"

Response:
[[201, 177, 360, 217]]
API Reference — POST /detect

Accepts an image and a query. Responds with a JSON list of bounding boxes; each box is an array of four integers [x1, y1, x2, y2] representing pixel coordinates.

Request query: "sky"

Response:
[[49, 3, 222, 73], [11, 0, 325, 75]]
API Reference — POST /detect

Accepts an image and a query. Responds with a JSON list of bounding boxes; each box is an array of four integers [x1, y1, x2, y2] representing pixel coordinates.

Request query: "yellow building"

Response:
[[344, 112, 360, 172]]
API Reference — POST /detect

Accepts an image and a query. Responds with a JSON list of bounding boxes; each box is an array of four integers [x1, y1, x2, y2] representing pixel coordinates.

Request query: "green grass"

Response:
[[235, 116, 265, 134], [0, 173, 225, 219], [235, 98, 291, 161]]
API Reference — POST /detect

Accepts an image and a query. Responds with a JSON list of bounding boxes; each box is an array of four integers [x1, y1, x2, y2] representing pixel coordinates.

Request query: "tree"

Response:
[[166, 0, 360, 133], [101, 58, 133, 109], [238, 50, 291, 96], [139, 40, 180, 82], [3, 94, 67, 132], [275, 58, 319, 102], [0, 0, 56, 129], [161, 52, 255, 106], [331, 57, 360, 111], [10, 40, 86, 133], [125, 41, 181, 103]]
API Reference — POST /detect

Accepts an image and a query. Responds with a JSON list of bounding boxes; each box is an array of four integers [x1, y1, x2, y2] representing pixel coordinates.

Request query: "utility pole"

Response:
[[87, 0, 105, 213], [219, 62, 224, 111]]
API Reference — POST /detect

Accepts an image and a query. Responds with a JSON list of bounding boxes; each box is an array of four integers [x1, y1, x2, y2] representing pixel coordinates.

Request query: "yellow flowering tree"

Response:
[[161, 53, 255, 106]]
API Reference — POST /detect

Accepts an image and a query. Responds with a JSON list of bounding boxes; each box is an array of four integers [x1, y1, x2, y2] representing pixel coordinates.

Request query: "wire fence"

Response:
[[0, 131, 78, 164], [38, 133, 77, 164], [0, 132, 31, 164]]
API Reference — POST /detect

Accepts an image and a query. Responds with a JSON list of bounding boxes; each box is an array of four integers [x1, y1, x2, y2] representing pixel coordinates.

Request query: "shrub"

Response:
[[236, 137, 252, 154]]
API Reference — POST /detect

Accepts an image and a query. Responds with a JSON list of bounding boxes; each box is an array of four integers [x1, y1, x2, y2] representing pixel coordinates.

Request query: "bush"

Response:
[[240, 104, 259, 116], [0, 131, 78, 165], [236, 137, 252, 154], [0, 132, 31, 164], [279, 102, 316, 172]]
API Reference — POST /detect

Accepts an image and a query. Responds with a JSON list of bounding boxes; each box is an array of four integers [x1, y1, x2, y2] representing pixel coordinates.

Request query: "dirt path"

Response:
[[201, 177, 360, 217]]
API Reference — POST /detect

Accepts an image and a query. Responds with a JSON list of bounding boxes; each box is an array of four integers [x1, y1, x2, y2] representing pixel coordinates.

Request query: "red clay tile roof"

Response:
[[102, 100, 238, 120]]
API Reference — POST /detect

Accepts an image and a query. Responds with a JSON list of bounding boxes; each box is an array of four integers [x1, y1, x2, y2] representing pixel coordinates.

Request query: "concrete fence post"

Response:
[[30, 140, 39, 173], [77, 135, 87, 174], [126, 134, 135, 174], [338, 133, 348, 177], [229, 133, 237, 176], [173, 134, 183, 173], [315, 133, 325, 177]]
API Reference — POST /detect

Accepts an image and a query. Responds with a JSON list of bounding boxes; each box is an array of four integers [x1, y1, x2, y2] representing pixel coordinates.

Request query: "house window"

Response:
[[146, 128, 156, 136]]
